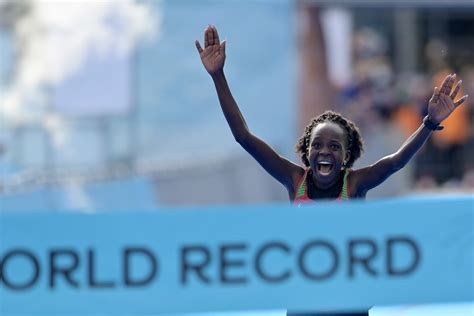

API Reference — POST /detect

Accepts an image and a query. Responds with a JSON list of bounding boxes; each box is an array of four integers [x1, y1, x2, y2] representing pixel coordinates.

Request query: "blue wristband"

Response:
[[423, 115, 444, 131]]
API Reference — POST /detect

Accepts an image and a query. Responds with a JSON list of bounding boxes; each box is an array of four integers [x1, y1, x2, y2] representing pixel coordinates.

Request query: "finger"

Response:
[[444, 74, 456, 95], [438, 75, 451, 95], [209, 25, 215, 46], [431, 86, 440, 103], [213, 26, 220, 45], [195, 40, 203, 54], [220, 40, 226, 55], [205, 26, 211, 47], [450, 80, 462, 100], [454, 95, 468, 108]]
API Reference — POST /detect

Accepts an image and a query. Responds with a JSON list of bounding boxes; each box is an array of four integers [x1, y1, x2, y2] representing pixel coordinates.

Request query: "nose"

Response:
[[319, 145, 330, 155]]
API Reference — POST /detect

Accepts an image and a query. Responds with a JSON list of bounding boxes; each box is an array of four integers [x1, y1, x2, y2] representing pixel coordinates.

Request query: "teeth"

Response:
[[318, 161, 331, 165]]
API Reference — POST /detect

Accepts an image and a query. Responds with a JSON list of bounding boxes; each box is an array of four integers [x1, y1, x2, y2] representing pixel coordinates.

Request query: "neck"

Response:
[[311, 169, 343, 190]]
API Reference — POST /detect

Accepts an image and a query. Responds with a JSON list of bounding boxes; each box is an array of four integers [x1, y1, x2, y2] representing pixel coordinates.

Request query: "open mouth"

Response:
[[317, 161, 334, 176]]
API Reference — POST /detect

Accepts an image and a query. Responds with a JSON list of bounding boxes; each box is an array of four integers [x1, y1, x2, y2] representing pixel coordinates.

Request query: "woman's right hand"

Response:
[[195, 25, 226, 76]]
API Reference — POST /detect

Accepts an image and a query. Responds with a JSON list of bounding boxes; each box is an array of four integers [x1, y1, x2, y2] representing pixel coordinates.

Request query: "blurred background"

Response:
[[1, 0, 472, 212], [0, 0, 473, 315]]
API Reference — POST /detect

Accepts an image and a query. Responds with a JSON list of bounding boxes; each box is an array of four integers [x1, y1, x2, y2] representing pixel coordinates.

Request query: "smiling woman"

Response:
[[195, 25, 468, 206], [195, 24, 469, 316], [294, 111, 364, 202]]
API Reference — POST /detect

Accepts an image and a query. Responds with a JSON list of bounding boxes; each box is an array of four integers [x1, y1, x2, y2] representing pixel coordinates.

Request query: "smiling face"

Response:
[[307, 122, 351, 189]]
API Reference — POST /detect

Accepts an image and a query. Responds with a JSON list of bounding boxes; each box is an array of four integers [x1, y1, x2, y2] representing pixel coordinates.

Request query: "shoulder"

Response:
[[287, 166, 306, 200], [346, 168, 368, 198], [292, 166, 307, 185]]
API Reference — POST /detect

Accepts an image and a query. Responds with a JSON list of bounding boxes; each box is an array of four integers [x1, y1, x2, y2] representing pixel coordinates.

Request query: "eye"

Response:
[[330, 143, 341, 151], [312, 142, 321, 150]]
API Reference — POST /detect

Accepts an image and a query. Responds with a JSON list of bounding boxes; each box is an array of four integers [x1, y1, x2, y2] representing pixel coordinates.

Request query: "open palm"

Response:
[[195, 25, 226, 76], [428, 74, 468, 123]]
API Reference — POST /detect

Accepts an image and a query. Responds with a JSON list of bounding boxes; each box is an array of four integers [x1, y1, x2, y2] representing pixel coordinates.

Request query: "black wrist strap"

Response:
[[423, 115, 444, 131]]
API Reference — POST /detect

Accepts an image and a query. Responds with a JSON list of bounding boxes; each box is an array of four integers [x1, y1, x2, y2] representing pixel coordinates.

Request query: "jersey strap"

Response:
[[294, 168, 351, 204], [339, 168, 351, 200], [295, 168, 310, 200]]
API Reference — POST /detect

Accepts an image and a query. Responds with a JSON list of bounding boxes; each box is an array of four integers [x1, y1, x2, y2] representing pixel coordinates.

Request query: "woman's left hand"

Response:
[[428, 74, 468, 123]]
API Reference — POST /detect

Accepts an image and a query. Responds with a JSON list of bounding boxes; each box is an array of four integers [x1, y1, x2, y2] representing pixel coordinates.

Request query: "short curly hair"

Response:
[[295, 111, 364, 168]]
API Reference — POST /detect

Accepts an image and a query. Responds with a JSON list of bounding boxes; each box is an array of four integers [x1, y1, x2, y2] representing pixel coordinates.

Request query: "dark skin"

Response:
[[307, 122, 350, 191], [196, 25, 469, 202]]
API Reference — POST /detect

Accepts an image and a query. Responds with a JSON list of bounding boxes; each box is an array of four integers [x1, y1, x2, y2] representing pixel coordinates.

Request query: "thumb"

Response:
[[220, 40, 226, 54], [195, 40, 203, 54], [431, 86, 440, 103]]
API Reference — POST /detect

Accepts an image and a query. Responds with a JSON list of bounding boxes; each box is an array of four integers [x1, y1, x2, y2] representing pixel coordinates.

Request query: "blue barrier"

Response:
[[0, 195, 473, 314]]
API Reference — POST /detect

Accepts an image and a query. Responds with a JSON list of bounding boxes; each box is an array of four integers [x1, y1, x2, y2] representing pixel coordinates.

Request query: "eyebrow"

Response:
[[312, 137, 342, 144]]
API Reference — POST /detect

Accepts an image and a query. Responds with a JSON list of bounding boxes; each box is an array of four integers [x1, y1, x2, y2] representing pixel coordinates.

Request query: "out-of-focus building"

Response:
[[0, 0, 296, 210]]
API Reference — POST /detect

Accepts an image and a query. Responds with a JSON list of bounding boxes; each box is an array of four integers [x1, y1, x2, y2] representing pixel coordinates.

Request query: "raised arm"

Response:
[[354, 74, 468, 192], [195, 26, 302, 191]]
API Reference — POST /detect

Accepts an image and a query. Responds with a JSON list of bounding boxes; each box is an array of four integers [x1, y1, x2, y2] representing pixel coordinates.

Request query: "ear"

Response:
[[344, 150, 351, 166]]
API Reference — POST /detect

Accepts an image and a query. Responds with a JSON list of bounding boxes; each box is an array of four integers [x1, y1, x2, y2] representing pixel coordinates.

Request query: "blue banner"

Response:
[[0, 196, 473, 314]]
